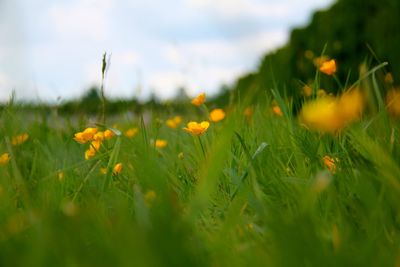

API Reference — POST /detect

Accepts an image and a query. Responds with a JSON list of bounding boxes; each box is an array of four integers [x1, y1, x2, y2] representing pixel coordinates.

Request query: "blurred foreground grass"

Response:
[[0, 61, 400, 267]]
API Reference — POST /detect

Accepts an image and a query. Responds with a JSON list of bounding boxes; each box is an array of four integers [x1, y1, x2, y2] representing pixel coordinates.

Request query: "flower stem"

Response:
[[198, 136, 206, 158]]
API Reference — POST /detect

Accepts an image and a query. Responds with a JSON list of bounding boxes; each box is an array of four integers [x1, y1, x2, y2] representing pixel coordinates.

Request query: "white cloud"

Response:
[[148, 71, 186, 99], [48, 0, 114, 41], [113, 51, 140, 66], [186, 0, 289, 19], [185, 0, 332, 21]]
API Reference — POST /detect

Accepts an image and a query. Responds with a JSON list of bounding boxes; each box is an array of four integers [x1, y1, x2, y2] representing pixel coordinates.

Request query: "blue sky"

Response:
[[0, 0, 333, 102]]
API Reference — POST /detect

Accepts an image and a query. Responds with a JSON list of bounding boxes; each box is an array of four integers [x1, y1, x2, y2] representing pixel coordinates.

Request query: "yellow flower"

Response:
[[124, 128, 138, 138], [300, 88, 365, 133], [319, 59, 337, 76], [183, 121, 210, 136], [113, 163, 122, 175], [166, 116, 182, 129], [0, 153, 10, 166], [313, 56, 330, 67], [11, 133, 29, 146], [73, 132, 86, 144], [338, 88, 364, 123], [178, 152, 184, 159], [58, 171, 65, 182], [209, 108, 226, 122], [100, 167, 107, 175], [155, 139, 167, 148], [191, 92, 206, 106], [74, 127, 97, 144], [90, 140, 102, 151], [93, 131, 104, 142], [272, 105, 283, 117], [85, 147, 96, 160], [384, 73, 394, 84], [104, 129, 114, 140], [244, 106, 254, 120], [300, 96, 343, 133], [323, 155, 337, 173], [386, 89, 400, 117]]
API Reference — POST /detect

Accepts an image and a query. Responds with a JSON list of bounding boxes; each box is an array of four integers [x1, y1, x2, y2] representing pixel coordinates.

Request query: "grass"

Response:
[[0, 64, 400, 267]]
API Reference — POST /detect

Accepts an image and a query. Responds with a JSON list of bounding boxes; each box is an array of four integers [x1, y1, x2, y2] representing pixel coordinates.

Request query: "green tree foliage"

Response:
[[228, 0, 400, 103]]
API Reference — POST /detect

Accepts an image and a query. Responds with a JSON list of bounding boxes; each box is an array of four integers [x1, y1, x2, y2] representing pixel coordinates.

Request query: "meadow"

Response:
[[0, 59, 400, 267]]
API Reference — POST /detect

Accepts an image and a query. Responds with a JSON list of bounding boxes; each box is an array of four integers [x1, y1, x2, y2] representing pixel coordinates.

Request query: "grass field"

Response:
[[0, 60, 400, 267]]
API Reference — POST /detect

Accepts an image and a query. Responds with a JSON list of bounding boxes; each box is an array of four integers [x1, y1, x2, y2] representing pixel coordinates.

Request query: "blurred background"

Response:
[[0, 0, 333, 103], [0, 0, 399, 108]]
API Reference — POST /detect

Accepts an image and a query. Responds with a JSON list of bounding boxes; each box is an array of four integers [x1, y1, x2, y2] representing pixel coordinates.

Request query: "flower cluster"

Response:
[[183, 93, 227, 136], [12, 133, 29, 146], [74, 127, 114, 160]]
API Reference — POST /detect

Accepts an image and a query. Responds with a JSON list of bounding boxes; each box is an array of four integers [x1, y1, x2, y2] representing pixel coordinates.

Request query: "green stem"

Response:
[[197, 136, 206, 158]]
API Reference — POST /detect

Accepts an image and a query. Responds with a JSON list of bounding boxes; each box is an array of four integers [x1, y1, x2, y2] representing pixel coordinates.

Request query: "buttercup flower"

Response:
[[85, 147, 96, 160], [385, 73, 394, 84], [124, 128, 138, 138], [244, 106, 254, 120], [58, 171, 65, 182], [300, 96, 343, 133], [338, 88, 364, 123], [272, 105, 283, 116], [323, 155, 337, 173], [93, 131, 104, 142], [0, 153, 10, 166], [300, 87, 365, 133], [74, 127, 97, 144], [191, 93, 206, 106], [155, 139, 167, 148], [313, 56, 330, 67], [100, 167, 107, 175], [386, 89, 400, 117], [209, 109, 226, 122], [319, 59, 337, 75], [12, 133, 29, 146], [104, 129, 114, 140], [113, 163, 122, 175], [90, 140, 101, 151], [183, 121, 210, 136], [166, 116, 182, 129]]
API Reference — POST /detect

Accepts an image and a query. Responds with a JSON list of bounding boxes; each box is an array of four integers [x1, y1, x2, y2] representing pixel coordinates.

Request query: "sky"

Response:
[[0, 0, 333, 103]]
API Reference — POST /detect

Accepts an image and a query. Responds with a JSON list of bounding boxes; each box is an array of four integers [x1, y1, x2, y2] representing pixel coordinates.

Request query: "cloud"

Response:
[[162, 30, 286, 72], [185, 0, 333, 24], [148, 71, 186, 99], [48, 0, 114, 41], [112, 50, 141, 67], [186, 0, 290, 19]]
